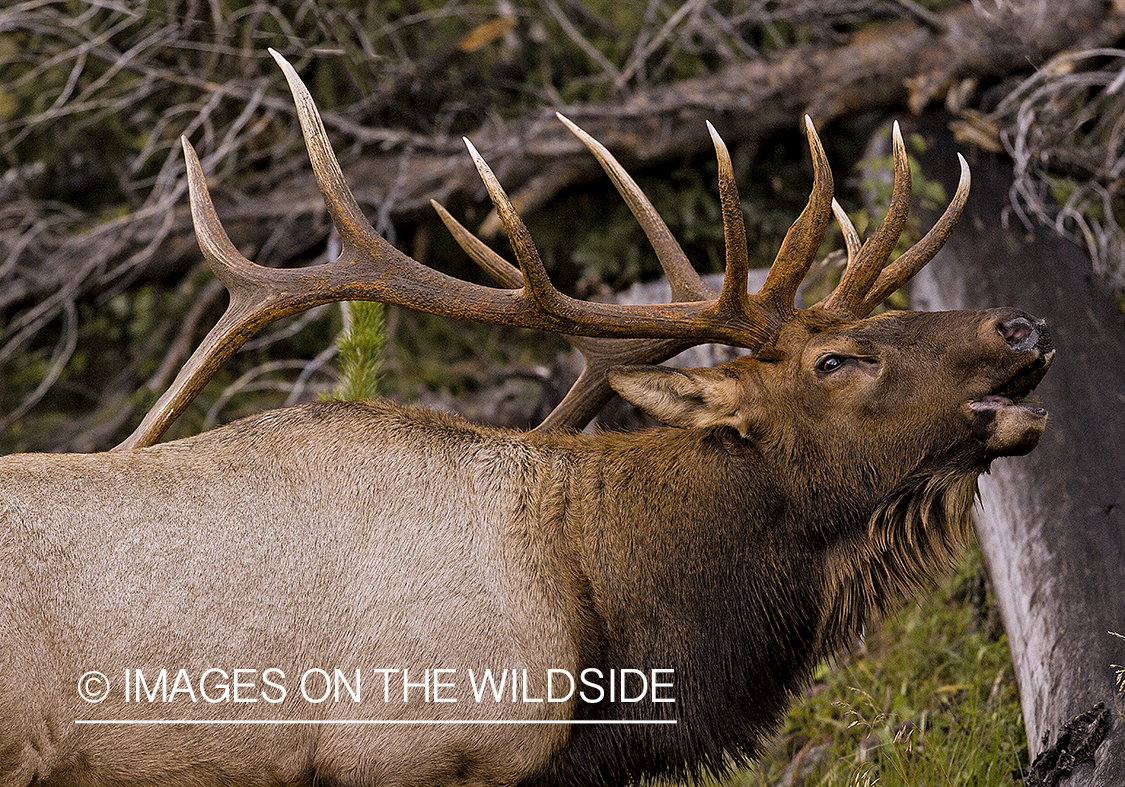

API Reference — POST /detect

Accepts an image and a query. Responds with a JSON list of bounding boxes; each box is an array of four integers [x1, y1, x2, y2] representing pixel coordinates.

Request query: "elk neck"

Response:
[[522, 419, 974, 784]]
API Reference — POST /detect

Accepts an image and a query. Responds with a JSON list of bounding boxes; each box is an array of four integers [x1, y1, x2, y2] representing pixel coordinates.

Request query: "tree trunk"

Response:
[[909, 112, 1125, 784]]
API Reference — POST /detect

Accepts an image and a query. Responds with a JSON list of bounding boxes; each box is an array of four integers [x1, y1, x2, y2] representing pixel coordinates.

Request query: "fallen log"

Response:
[[909, 112, 1125, 785]]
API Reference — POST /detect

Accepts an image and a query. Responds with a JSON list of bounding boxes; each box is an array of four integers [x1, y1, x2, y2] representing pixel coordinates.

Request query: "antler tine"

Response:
[[432, 197, 697, 431], [462, 137, 576, 319], [821, 121, 911, 316], [707, 122, 753, 320], [177, 138, 264, 299], [756, 116, 834, 321], [116, 138, 288, 449], [271, 50, 379, 251], [555, 113, 716, 303], [857, 153, 971, 315], [431, 198, 523, 289], [832, 198, 862, 263]]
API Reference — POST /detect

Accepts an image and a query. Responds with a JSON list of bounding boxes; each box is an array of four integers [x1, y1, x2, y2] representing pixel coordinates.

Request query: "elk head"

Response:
[[117, 50, 1052, 460], [612, 306, 1052, 469]]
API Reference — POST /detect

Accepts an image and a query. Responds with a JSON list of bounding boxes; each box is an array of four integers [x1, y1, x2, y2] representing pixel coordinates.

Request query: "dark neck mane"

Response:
[[525, 428, 982, 787], [820, 468, 980, 654]]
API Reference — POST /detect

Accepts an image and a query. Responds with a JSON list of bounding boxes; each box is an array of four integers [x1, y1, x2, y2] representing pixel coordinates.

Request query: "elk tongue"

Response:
[[969, 394, 1048, 417], [969, 395, 1015, 411]]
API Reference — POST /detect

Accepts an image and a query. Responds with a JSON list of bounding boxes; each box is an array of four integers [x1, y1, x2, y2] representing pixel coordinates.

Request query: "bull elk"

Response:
[[1, 51, 1053, 787]]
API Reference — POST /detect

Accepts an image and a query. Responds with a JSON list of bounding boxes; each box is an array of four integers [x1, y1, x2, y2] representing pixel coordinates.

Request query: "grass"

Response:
[[709, 544, 1029, 786]]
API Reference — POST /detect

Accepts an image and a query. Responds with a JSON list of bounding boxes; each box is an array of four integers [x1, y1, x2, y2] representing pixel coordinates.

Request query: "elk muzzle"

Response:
[[968, 309, 1054, 457]]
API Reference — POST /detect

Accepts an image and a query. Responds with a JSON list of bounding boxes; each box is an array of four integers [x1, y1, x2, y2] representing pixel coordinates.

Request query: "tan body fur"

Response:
[[0, 307, 1053, 787]]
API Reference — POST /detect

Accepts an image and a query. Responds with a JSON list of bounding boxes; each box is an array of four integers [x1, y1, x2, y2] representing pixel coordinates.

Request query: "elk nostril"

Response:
[[999, 317, 1037, 350]]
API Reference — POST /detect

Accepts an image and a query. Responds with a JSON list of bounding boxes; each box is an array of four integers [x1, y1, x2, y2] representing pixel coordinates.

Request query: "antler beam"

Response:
[[117, 50, 970, 449]]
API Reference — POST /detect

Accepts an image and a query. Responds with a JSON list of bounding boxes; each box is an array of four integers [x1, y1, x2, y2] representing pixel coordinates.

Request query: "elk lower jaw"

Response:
[[966, 344, 1053, 457], [966, 396, 1048, 457]]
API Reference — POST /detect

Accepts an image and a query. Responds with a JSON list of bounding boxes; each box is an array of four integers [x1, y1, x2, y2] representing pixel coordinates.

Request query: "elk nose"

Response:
[[998, 315, 1042, 352]]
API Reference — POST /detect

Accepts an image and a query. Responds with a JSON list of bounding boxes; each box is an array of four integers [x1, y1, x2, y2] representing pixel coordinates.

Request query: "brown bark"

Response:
[[909, 111, 1125, 785]]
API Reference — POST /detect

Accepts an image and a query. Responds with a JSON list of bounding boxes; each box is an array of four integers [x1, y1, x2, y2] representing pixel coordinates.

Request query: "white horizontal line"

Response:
[[75, 719, 677, 726]]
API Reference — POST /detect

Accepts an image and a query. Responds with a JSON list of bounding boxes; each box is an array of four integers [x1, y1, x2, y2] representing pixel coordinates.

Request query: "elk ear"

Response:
[[607, 366, 745, 432]]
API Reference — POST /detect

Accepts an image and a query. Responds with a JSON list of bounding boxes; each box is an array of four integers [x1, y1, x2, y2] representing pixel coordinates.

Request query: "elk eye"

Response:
[[816, 355, 846, 373]]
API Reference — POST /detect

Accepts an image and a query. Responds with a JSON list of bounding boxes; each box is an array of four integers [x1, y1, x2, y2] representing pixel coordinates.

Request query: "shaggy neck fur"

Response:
[[821, 467, 980, 655], [522, 425, 984, 787]]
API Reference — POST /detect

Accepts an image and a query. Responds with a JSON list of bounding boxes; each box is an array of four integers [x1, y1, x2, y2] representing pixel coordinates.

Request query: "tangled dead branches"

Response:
[[0, 0, 1120, 452], [2, 0, 952, 450], [990, 48, 1125, 291]]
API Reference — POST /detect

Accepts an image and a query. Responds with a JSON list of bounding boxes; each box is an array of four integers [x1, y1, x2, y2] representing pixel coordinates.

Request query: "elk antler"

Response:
[[430, 199, 697, 431], [117, 51, 969, 449], [817, 123, 970, 317], [436, 119, 964, 431]]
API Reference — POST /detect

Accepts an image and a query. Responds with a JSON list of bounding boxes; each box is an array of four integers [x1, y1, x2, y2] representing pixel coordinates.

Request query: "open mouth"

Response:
[[968, 349, 1055, 417]]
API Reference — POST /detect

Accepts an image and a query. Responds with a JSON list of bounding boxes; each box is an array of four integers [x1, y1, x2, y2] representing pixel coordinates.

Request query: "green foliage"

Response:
[[714, 546, 1028, 786], [331, 301, 387, 402]]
